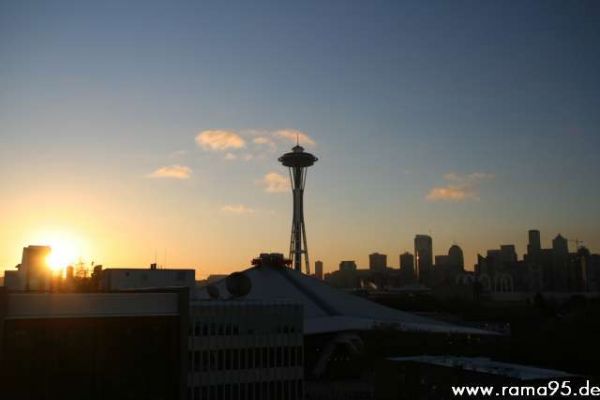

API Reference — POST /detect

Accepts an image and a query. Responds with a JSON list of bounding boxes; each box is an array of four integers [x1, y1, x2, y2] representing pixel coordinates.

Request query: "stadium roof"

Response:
[[195, 262, 495, 336]]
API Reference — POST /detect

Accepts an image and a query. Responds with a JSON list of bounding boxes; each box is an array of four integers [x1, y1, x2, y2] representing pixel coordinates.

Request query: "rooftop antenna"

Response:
[[296, 132, 300, 146]]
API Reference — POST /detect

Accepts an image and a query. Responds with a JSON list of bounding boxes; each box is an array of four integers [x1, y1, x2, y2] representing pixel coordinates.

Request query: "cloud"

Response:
[[220, 204, 256, 214], [194, 128, 316, 162], [253, 136, 277, 150], [148, 165, 192, 180], [261, 171, 289, 193], [196, 130, 245, 151], [426, 172, 494, 202], [274, 129, 316, 147]]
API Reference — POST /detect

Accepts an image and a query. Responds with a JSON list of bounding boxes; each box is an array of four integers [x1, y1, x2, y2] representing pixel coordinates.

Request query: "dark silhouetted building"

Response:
[[369, 252, 387, 271], [414, 235, 433, 285], [399, 252, 415, 283], [339, 260, 357, 272], [315, 260, 324, 280], [527, 229, 541, 255], [0, 288, 189, 400]]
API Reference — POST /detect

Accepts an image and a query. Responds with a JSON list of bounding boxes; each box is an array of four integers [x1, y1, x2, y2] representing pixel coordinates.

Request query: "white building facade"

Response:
[[188, 299, 304, 400]]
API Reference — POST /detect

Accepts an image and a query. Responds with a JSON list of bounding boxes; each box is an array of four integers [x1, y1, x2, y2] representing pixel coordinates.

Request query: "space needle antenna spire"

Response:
[[278, 136, 318, 274]]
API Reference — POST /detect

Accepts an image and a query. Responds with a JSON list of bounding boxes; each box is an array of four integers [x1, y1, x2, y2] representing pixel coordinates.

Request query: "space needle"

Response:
[[278, 137, 318, 274]]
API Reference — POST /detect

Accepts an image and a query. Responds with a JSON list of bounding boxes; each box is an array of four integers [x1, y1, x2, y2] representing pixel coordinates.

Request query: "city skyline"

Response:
[[1, 1, 599, 277]]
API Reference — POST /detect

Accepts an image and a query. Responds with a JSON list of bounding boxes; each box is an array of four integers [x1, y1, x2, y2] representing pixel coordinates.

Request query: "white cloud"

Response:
[[253, 136, 277, 150], [261, 171, 289, 193], [220, 204, 256, 214], [196, 130, 245, 151], [148, 165, 192, 180], [274, 129, 316, 147], [194, 128, 316, 162], [426, 172, 494, 202]]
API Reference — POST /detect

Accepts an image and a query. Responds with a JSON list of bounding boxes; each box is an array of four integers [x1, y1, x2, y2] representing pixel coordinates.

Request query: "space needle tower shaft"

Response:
[[278, 141, 318, 273]]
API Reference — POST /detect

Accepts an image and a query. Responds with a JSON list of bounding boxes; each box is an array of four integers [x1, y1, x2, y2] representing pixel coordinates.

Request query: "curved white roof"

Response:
[[195, 265, 495, 336]]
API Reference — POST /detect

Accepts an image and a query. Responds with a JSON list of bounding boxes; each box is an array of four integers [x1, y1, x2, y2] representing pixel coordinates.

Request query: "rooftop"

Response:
[[196, 257, 495, 336]]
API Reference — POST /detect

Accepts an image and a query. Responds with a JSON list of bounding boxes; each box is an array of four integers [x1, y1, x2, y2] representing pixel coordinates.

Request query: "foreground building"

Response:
[[188, 299, 303, 400], [197, 254, 497, 400], [0, 288, 189, 400]]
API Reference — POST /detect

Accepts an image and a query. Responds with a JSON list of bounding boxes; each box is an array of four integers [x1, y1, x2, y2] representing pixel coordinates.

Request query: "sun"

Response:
[[47, 241, 78, 271], [33, 230, 87, 272]]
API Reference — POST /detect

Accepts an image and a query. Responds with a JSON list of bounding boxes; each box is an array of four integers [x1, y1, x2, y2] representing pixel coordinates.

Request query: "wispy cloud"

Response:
[[196, 130, 246, 151], [220, 204, 256, 214], [148, 165, 192, 180], [194, 128, 316, 161], [426, 172, 494, 202], [274, 129, 316, 147], [253, 136, 277, 151], [261, 171, 289, 193]]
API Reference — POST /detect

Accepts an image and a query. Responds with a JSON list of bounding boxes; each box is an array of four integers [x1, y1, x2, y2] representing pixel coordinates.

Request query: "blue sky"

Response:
[[1, 0, 599, 276]]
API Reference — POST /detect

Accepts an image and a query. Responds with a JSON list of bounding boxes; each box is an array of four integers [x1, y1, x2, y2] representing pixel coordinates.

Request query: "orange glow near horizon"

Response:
[[35, 230, 89, 271]]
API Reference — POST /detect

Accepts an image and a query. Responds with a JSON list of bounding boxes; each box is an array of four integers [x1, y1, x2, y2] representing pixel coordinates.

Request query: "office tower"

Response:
[[414, 235, 433, 283], [399, 252, 415, 282], [369, 252, 387, 271], [278, 143, 318, 274], [447, 245, 464, 270], [527, 229, 541, 255], [552, 234, 569, 255], [315, 260, 324, 280]]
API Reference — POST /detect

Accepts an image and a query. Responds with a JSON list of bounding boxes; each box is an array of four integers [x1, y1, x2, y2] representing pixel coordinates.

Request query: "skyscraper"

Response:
[[369, 252, 387, 271], [399, 252, 415, 283], [527, 229, 541, 255], [315, 260, 324, 280], [552, 234, 569, 255], [414, 235, 433, 284]]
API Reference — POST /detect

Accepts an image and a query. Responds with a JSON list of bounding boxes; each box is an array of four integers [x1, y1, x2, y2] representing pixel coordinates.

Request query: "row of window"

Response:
[[189, 322, 299, 337], [189, 346, 303, 372], [188, 379, 303, 400]]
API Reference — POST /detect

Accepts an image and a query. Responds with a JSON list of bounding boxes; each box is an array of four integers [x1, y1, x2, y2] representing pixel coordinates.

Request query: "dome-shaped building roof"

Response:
[[448, 245, 464, 269]]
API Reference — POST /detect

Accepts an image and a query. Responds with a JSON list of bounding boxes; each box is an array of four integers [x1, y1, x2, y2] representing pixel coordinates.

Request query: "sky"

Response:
[[1, 0, 599, 277]]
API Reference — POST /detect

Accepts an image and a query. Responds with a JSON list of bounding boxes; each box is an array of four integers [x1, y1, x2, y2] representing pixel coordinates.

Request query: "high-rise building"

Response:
[[552, 234, 569, 255], [414, 235, 433, 283], [399, 252, 415, 283], [527, 229, 541, 255], [447, 245, 464, 271], [314, 261, 324, 280], [369, 252, 387, 271]]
